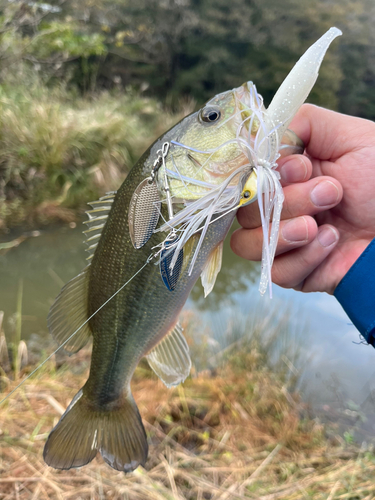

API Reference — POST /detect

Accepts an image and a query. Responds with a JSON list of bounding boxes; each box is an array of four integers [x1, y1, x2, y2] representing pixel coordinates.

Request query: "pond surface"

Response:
[[1, 223, 375, 441]]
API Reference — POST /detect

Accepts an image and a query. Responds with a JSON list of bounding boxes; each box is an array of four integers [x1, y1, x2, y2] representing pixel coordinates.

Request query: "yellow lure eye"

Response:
[[238, 170, 257, 207]]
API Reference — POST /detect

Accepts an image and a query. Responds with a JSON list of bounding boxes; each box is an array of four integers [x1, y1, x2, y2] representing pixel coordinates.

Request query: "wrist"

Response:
[[334, 238, 375, 345]]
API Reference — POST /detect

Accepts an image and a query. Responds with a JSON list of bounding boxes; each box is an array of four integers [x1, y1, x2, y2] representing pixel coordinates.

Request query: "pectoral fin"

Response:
[[201, 241, 223, 297], [181, 233, 200, 275], [146, 323, 191, 388]]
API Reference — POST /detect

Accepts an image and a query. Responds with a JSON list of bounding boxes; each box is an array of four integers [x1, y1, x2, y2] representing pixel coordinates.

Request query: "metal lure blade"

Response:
[[160, 239, 184, 291], [128, 178, 160, 249]]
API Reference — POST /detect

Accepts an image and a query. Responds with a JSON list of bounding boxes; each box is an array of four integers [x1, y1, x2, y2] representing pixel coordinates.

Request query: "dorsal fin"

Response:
[[146, 323, 191, 388], [83, 191, 116, 261], [47, 192, 117, 355], [47, 267, 91, 354], [201, 241, 223, 297]]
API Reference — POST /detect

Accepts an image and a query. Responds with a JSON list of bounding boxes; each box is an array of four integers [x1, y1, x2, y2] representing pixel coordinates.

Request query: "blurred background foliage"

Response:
[[0, 0, 374, 230], [0, 0, 369, 113]]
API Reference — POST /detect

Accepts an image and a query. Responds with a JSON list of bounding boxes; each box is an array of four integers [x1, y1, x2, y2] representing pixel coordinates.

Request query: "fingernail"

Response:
[[282, 217, 308, 242], [279, 157, 307, 183], [317, 226, 339, 247], [311, 181, 339, 207]]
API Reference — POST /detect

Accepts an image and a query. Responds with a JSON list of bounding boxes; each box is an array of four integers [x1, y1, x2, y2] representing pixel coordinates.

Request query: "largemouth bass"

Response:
[[43, 28, 341, 472]]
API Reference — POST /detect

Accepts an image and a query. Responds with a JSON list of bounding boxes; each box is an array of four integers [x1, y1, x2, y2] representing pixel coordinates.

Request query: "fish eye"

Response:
[[243, 190, 251, 199], [199, 106, 221, 124]]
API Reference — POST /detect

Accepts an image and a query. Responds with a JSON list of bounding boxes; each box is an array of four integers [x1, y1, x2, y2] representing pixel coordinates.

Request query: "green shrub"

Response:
[[0, 80, 191, 230]]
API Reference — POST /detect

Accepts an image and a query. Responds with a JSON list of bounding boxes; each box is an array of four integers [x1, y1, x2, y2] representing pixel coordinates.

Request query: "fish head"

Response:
[[167, 82, 264, 201]]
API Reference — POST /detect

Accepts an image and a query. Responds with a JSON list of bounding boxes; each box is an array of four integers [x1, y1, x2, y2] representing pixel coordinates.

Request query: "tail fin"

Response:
[[43, 389, 148, 472]]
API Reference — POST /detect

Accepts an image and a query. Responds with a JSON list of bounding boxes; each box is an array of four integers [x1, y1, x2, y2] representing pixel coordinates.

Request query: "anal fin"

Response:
[[146, 323, 191, 388], [47, 267, 91, 354], [201, 241, 223, 298]]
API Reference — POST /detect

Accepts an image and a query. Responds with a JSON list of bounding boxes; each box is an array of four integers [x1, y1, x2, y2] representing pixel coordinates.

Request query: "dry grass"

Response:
[[1, 346, 374, 500]]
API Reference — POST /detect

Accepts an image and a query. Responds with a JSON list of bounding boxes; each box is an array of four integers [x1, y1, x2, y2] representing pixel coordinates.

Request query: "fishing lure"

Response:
[[148, 28, 342, 297], [128, 143, 169, 249]]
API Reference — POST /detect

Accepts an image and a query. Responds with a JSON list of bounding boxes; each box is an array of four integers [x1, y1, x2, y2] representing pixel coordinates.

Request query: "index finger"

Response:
[[289, 104, 375, 161]]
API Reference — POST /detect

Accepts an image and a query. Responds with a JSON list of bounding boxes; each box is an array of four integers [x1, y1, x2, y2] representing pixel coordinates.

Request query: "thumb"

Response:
[[289, 104, 374, 161]]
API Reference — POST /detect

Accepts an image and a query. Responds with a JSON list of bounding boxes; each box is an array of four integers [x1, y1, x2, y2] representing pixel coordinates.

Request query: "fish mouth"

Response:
[[234, 82, 305, 158], [232, 82, 263, 135]]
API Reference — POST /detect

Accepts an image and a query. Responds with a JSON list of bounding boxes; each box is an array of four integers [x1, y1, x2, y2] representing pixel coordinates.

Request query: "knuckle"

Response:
[[237, 205, 259, 229], [271, 264, 296, 289], [293, 280, 305, 292], [231, 228, 264, 261], [230, 231, 241, 255], [280, 199, 296, 220], [295, 250, 314, 270]]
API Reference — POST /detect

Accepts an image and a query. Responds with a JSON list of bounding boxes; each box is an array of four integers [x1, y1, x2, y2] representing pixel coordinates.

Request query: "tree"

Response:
[[0, 1, 106, 86]]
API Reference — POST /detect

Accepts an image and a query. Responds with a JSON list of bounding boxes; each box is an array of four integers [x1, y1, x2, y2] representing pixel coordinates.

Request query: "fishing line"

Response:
[[0, 256, 153, 406]]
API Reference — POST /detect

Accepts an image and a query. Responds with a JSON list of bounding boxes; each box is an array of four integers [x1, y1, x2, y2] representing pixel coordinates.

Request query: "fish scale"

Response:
[[87, 151, 236, 401]]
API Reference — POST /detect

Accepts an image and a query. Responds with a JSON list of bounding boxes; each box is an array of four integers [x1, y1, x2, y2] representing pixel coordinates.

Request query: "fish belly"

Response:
[[84, 159, 235, 406]]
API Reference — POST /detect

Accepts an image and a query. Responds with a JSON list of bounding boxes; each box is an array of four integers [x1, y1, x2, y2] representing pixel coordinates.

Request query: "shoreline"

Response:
[[0, 348, 372, 499]]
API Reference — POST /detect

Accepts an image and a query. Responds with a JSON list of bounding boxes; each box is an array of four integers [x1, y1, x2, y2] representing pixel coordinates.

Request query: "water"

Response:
[[1, 223, 375, 439]]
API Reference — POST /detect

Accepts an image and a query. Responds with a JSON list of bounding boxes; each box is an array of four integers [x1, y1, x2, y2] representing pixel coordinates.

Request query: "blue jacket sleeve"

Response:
[[334, 238, 375, 346]]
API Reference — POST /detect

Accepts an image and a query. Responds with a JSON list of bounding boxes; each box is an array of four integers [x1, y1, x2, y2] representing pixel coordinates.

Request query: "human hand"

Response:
[[231, 104, 375, 294]]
